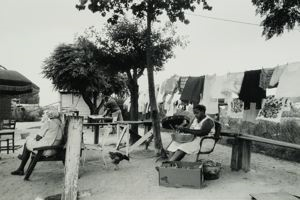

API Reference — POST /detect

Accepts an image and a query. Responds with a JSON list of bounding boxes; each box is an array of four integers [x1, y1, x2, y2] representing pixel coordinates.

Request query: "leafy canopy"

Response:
[[86, 18, 183, 74], [42, 37, 127, 97], [76, 0, 212, 24], [252, 0, 300, 39]]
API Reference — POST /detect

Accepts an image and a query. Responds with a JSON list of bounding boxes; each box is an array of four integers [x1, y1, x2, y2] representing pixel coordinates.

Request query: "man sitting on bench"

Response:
[[11, 110, 63, 176], [168, 104, 214, 161]]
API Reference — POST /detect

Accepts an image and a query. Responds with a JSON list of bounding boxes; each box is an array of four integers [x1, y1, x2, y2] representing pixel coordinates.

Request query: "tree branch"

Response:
[[137, 68, 145, 78]]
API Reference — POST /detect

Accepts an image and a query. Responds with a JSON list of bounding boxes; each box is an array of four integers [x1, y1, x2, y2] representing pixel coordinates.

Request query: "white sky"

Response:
[[1, 0, 299, 106]]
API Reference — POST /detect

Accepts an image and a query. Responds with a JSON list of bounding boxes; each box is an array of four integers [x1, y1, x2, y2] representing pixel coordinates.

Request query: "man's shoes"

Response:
[[11, 170, 24, 176]]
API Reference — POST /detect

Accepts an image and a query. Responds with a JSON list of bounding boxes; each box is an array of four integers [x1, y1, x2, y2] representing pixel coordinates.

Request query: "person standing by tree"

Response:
[[103, 96, 123, 134]]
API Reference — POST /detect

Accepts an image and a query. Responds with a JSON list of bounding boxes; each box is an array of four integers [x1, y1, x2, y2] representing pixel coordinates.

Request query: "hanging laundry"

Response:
[[165, 91, 181, 116], [210, 75, 227, 99], [259, 68, 274, 89], [239, 69, 266, 110], [269, 64, 287, 87], [256, 95, 292, 123], [156, 80, 167, 103], [222, 72, 244, 97], [227, 98, 244, 119], [180, 76, 205, 105], [275, 62, 300, 98], [164, 75, 180, 94], [163, 94, 172, 111], [201, 74, 218, 114], [178, 76, 189, 93], [243, 102, 259, 123]]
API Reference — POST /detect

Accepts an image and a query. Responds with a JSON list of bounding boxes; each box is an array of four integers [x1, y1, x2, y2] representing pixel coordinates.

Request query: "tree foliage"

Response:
[[42, 37, 128, 114], [77, 0, 212, 24], [252, 0, 300, 39], [87, 18, 182, 77]]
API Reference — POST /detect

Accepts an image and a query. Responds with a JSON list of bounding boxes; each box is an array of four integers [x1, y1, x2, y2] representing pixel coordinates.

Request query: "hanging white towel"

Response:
[[275, 62, 300, 98]]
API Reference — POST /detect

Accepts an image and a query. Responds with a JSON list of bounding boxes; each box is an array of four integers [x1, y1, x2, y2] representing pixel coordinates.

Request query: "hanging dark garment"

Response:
[[239, 69, 266, 109], [178, 76, 189, 93], [180, 76, 205, 105]]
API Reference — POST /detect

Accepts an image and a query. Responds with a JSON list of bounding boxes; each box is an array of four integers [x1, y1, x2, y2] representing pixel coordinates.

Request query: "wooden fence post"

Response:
[[61, 116, 83, 200], [241, 140, 251, 172], [230, 138, 242, 171]]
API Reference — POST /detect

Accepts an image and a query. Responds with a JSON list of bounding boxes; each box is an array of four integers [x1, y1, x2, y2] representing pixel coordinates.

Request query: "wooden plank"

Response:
[[238, 134, 300, 150], [116, 120, 152, 125], [241, 140, 251, 172], [115, 125, 128, 150], [128, 130, 153, 153], [62, 116, 83, 200], [250, 192, 299, 200], [220, 131, 240, 137], [83, 122, 117, 126]]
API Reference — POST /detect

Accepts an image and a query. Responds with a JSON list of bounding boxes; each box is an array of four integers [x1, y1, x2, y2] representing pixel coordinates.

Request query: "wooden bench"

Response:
[[220, 131, 300, 172]]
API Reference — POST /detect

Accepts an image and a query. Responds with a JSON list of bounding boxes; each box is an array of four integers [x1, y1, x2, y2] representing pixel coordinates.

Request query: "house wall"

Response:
[[59, 93, 103, 118]]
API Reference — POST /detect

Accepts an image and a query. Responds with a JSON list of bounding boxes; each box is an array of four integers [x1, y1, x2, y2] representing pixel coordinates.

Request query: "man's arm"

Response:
[[177, 119, 214, 137]]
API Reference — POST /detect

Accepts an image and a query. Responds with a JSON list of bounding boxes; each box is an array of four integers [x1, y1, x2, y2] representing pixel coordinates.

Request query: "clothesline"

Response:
[[131, 61, 300, 124]]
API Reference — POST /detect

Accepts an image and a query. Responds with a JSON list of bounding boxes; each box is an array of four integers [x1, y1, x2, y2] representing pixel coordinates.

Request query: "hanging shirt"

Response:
[[269, 64, 287, 87], [201, 74, 218, 114], [156, 80, 167, 103], [210, 75, 227, 99], [180, 76, 205, 105], [259, 68, 274, 89], [239, 70, 266, 110], [178, 76, 189, 93], [275, 62, 300, 98], [164, 75, 180, 94], [165, 91, 181, 117], [222, 72, 244, 97]]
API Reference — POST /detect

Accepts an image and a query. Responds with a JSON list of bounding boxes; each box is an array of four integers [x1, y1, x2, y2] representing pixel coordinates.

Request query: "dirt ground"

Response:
[[0, 122, 300, 200]]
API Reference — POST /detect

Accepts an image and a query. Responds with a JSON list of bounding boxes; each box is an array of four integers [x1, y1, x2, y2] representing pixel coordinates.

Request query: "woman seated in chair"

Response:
[[11, 110, 63, 176], [168, 104, 215, 161]]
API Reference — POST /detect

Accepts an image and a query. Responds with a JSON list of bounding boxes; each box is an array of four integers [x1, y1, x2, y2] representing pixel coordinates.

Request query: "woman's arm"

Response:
[[177, 119, 214, 137]]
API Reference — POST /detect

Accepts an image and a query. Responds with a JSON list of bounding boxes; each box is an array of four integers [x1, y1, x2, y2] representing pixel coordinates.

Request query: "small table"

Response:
[[115, 120, 152, 156], [0, 129, 15, 154], [87, 115, 113, 144], [83, 122, 117, 144]]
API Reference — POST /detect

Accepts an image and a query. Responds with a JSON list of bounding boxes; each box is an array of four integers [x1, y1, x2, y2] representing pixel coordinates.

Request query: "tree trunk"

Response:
[[146, 4, 165, 157], [81, 92, 100, 115], [127, 72, 140, 144], [130, 82, 139, 124]]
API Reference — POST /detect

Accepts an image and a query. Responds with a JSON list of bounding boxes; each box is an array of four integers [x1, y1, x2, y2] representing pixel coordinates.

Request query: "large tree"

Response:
[[86, 18, 181, 136], [42, 37, 128, 115], [252, 0, 300, 39], [76, 0, 212, 157]]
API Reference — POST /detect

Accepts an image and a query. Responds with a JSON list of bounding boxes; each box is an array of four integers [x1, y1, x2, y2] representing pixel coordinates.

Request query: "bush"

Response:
[[223, 118, 300, 162]]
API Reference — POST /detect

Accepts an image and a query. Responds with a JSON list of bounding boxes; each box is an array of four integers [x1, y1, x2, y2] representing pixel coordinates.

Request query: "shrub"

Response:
[[223, 117, 300, 162]]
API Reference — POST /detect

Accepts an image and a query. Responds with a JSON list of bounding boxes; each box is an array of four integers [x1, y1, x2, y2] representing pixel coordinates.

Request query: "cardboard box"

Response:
[[158, 161, 204, 189]]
